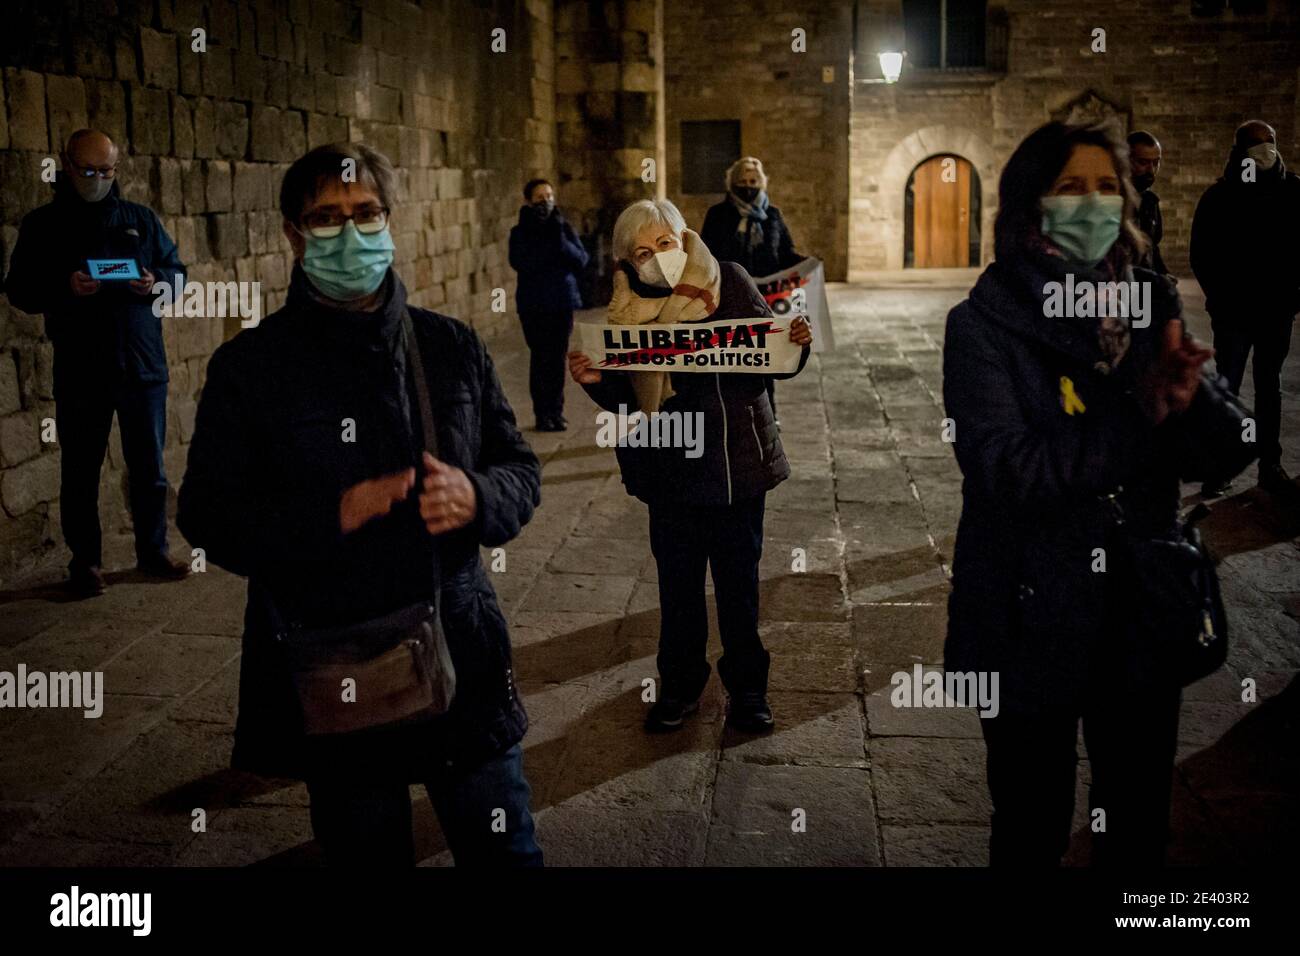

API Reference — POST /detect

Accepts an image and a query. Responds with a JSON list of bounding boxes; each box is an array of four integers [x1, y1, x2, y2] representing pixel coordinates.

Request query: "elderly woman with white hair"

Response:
[[701, 157, 806, 421], [567, 199, 812, 734]]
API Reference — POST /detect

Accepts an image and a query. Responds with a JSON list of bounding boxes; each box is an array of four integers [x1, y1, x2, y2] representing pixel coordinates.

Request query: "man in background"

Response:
[[5, 129, 190, 595], [1128, 130, 1169, 276], [1191, 119, 1300, 498]]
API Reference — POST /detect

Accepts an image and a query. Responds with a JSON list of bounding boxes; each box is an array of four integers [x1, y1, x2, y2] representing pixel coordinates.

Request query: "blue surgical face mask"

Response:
[[1040, 192, 1123, 269], [300, 221, 395, 301]]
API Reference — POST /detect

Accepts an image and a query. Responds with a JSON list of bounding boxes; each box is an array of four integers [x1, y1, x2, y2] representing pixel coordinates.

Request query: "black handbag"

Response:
[[272, 308, 457, 736], [1104, 494, 1228, 687], [1179, 370, 1259, 487]]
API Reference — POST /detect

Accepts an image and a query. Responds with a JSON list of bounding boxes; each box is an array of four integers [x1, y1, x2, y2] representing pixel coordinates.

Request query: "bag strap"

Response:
[[402, 307, 439, 459]]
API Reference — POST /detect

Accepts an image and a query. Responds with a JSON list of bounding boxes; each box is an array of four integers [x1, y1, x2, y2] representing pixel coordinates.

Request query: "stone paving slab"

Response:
[[0, 275, 1296, 867]]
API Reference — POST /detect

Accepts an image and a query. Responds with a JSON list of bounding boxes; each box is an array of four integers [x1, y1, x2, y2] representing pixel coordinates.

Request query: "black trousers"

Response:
[[518, 309, 573, 421], [1210, 311, 1294, 467], [305, 744, 542, 867], [647, 494, 771, 700], [56, 380, 170, 570], [980, 685, 1181, 867]]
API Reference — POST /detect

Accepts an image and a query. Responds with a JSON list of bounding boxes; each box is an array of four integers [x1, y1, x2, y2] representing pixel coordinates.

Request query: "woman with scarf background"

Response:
[[568, 199, 811, 735], [701, 157, 805, 423], [943, 121, 1246, 867], [509, 178, 589, 432]]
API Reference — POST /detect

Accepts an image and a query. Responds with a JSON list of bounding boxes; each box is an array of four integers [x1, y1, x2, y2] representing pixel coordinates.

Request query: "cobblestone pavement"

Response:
[[1, 273, 1296, 866]]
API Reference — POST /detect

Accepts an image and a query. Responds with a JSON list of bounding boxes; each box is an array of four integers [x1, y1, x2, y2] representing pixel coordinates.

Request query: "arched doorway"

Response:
[[904, 154, 981, 268]]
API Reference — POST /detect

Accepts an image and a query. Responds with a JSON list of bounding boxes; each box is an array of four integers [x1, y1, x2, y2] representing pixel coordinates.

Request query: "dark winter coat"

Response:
[[508, 206, 588, 313], [580, 262, 809, 506], [1190, 150, 1300, 317], [700, 200, 803, 279], [177, 266, 541, 780], [1135, 189, 1168, 276], [943, 251, 1240, 716], [4, 174, 185, 390]]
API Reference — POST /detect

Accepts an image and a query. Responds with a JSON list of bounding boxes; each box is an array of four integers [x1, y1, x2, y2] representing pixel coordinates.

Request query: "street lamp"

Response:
[[878, 51, 905, 83]]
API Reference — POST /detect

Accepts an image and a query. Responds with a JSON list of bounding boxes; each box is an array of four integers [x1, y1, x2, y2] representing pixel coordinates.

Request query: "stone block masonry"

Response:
[[0, 0, 556, 584]]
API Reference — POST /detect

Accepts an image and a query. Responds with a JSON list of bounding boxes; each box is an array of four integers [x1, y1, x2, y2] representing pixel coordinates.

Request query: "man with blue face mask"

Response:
[[178, 143, 544, 867], [1191, 120, 1300, 498]]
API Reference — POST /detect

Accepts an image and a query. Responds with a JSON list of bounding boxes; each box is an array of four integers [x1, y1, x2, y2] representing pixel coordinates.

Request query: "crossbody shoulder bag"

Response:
[[272, 308, 457, 736]]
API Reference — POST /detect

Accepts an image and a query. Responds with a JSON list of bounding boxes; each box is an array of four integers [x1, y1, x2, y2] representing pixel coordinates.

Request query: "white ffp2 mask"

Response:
[[637, 247, 688, 289]]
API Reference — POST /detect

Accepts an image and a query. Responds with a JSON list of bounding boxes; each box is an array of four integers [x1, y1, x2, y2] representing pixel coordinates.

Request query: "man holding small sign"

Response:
[[6, 129, 189, 596]]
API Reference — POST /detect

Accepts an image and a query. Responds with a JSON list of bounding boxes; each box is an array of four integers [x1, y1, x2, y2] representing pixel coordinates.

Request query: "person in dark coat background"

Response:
[[178, 143, 544, 867], [700, 157, 806, 424], [5, 129, 191, 596], [508, 178, 588, 432], [568, 199, 811, 735], [700, 156, 804, 280], [944, 121, 1239, 867], [1127, 129, 1169, 276], [1190, 119, 1300, 499]]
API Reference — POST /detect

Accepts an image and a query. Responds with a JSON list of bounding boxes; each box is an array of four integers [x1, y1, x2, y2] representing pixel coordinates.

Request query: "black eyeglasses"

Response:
[[72, 162, 117, 179], [298, 205, 390, 239]]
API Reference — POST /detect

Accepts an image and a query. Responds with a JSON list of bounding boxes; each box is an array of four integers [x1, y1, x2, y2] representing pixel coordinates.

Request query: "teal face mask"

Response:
[[301, 221, 395, 301], [1040, 192, 1123, 269]]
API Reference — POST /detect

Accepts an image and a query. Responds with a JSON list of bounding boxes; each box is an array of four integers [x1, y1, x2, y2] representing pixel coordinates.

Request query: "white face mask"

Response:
[[72, 175, 112, 203], [636, 246, 688, 289], [1247, 143, 1279, 170]]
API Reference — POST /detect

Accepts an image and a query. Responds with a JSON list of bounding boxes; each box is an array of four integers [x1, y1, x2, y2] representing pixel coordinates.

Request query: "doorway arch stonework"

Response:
[[854, 125, 1000, 273]]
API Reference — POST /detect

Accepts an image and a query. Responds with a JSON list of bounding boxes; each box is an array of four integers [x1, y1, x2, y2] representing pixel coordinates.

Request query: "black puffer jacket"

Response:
[[178, 267, 541, 779], [943, 251, 1245, 716], [580, 262, 809, 506]]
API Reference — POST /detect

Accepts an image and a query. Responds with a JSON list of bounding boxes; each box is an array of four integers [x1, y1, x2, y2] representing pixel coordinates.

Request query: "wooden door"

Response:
[[911, 155, 973, 268]]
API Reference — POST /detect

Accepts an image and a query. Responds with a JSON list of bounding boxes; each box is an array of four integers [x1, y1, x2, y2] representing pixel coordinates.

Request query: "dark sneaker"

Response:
[[726, 692, 775, 733], [1258, 462, 1296, 495], [66, 565, 106, 598], [1201, 479, 1234, 499], [644, 696, 700, 733], [536, 417, 564, 432], [137, 554, 191, 580]]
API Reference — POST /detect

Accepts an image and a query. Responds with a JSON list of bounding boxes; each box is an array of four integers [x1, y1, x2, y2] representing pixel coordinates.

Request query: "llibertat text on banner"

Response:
[[576, 318, 805, 374]]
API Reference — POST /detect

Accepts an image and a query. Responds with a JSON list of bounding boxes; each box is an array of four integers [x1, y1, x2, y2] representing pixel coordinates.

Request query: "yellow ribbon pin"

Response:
[[1060, 376, 1086, 415]]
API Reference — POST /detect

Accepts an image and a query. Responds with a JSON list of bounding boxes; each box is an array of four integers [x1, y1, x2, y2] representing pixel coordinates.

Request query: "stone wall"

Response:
[[850, 0, 1300, 275], [554, 0, 663, 304], [663, 0, 854, 281], [0, 0, 555, 584]]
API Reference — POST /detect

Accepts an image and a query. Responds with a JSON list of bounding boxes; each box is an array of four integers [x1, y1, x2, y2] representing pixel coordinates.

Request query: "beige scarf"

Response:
[[608, 228, 723, 413]]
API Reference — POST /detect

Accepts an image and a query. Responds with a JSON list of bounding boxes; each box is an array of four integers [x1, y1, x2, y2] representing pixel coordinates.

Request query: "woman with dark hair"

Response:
[[508, 177, 589, 431], [943, 121, 1245, 866], [179, 143, 544, 866]]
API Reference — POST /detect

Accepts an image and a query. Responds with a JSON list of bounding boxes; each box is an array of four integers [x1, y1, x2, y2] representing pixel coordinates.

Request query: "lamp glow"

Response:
[[878, 51, 904, 83]]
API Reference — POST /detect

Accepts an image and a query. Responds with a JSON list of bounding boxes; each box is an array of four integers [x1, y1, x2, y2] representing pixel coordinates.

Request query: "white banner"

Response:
[[751, 256, 835, 352], [576, 318, 804, 374]]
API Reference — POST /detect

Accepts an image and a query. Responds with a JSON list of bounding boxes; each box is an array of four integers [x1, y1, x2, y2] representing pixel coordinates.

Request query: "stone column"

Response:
[[554, 0, 664, 305]]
